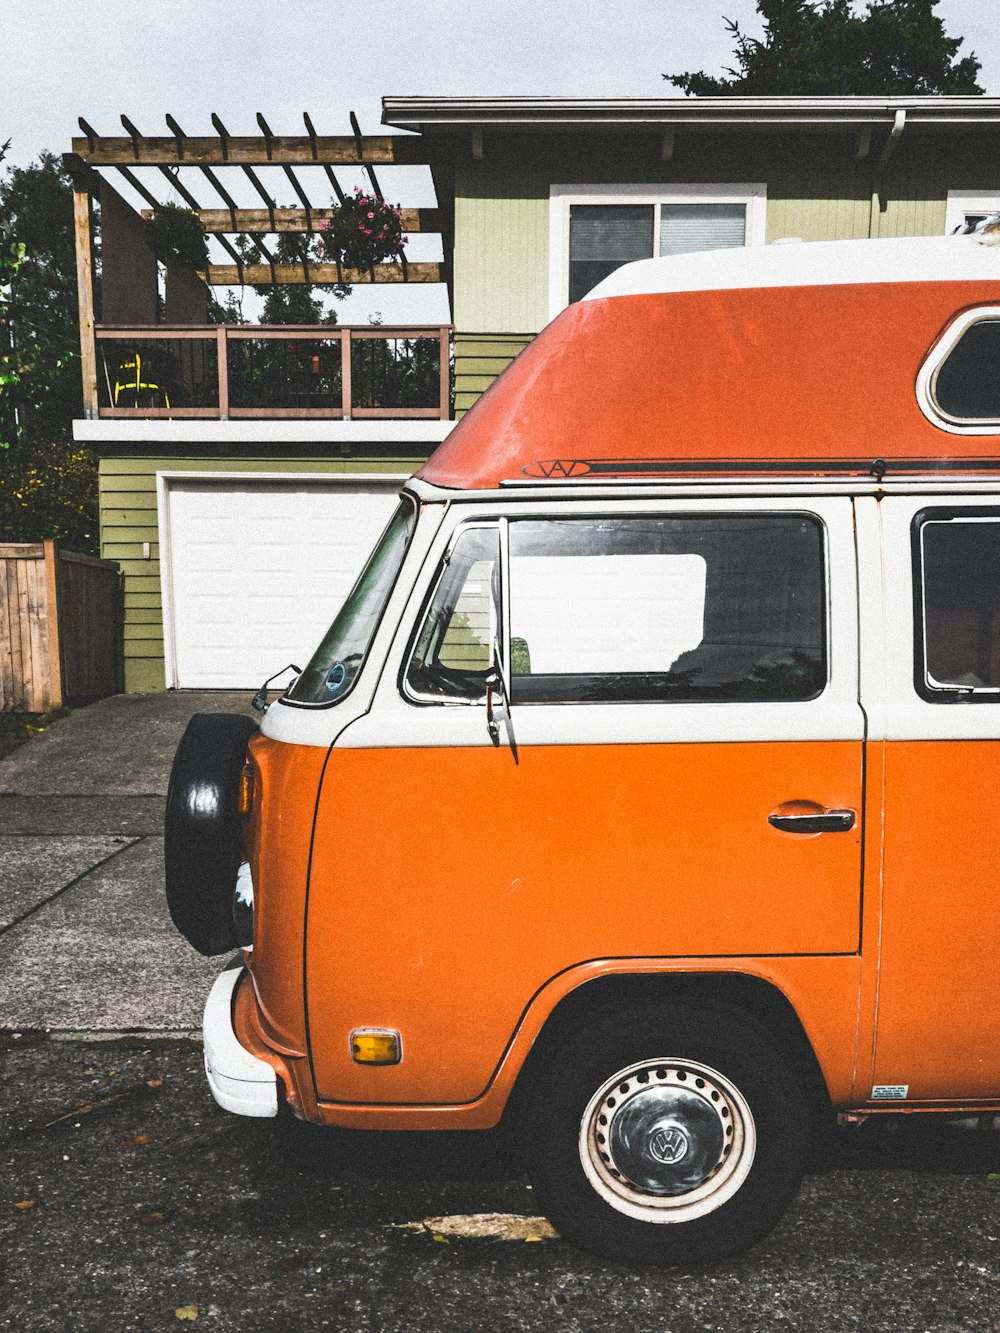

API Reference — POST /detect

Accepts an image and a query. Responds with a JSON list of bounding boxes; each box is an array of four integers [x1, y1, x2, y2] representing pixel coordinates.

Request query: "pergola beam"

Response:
[[70, 134, 430, 167], [242, 164, 277, 211], [350, 111, 384, 201], [202, 261, 441, 285], [215, 233, 247, 276], [198, 165, 241, 231], [114, 163, 162, 210], [281, 163, 314, 221], [137, 206, 440, 233], [156, 165, 204, 212], [165, 113, 187, 159], [62, 150, 102, 195], [323, 163, 348, 205]]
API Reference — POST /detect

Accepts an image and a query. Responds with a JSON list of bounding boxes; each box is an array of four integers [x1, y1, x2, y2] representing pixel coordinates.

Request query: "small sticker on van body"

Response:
[[871, 1084, 909, 1100]]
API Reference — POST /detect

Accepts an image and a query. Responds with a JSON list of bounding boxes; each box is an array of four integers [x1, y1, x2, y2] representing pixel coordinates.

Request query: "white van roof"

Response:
[[585, 232, 1000, 301]]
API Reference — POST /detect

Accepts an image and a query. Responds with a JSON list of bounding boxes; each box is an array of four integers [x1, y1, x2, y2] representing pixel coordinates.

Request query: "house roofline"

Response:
[[382, 95, 1000, 134]]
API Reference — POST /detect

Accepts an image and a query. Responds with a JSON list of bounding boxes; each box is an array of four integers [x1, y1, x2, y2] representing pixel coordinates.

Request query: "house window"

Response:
[[944, 191, 1000, 235], [551, 185, 766, 317], [568, 206, 654, 305]]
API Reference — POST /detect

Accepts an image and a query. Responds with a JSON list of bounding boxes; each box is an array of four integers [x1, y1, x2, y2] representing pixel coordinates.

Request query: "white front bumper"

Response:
[[203, 966, 278, 1118]]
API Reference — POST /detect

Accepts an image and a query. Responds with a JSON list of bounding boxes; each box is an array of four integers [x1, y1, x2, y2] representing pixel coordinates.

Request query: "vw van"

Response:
[[165, 230, 1000, 1265]]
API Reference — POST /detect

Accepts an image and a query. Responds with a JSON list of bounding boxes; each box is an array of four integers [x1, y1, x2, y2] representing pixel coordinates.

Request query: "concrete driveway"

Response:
[[0, 692, 254, 1034]]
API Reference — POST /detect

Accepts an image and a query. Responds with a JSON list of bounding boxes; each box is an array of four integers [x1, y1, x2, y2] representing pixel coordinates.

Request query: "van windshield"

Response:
[[285, 497, 417, 706]]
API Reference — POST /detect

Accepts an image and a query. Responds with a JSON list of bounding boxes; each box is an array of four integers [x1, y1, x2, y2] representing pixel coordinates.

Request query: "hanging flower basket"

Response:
[[146, 204, 209, 269], [318, 189, 406, 272]]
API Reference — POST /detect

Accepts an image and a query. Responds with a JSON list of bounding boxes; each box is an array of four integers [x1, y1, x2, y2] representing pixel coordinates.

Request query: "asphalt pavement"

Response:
[[1, 694, 999, 1331]]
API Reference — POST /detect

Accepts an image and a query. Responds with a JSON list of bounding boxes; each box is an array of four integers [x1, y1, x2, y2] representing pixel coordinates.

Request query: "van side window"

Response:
[[508, 514, 825, 704], [917, 513, 1000, 697], [932, 319, 1000, 422], [405, 525, 499, 701]]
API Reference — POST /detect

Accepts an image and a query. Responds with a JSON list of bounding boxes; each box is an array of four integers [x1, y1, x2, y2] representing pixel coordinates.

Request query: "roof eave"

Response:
[[382, 95, 1000, 134]]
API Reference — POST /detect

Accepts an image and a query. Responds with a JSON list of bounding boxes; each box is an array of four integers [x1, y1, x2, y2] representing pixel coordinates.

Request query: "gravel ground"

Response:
[[2, 1040, 998, 1333]]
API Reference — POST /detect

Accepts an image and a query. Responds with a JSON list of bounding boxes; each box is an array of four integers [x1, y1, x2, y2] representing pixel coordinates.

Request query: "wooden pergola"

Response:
[[64, 112, 455, 418]]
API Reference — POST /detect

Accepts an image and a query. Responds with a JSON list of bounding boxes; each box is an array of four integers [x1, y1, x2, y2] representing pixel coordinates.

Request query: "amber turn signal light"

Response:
[[238, 764, 254, 815], [350, 1029, 402, 1065]]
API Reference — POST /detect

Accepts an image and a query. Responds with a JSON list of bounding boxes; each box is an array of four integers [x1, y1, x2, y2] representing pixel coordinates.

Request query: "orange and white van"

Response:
[[165, 229, 1000, 1265]]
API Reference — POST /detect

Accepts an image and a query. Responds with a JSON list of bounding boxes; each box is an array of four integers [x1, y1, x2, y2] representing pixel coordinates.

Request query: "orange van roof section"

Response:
[[419, 236, 1000, 489]]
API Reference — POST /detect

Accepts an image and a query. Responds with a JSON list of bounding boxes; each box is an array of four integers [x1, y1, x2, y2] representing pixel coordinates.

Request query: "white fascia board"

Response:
[[382, 95, 1000, 133], [73, 419, 455, 446]]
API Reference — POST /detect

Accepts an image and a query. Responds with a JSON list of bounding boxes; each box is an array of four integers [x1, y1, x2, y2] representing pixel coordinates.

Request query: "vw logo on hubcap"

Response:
[[647, 1124, 689, 1165]]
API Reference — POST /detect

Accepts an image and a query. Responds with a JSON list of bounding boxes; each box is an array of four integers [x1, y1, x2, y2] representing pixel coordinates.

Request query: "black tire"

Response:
[[164, 712, 258, 956], [522, 1000, 810, 1265]]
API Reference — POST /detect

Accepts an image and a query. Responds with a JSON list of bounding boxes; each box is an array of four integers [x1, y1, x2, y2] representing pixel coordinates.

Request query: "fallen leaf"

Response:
[[35, 1082, 155, 1131], [120, 1133, 154, 1148], [394, 1213, 558, 1242], [175, 1307, 198, 1322], [140, 1211, 167, 1225], [107, 1070, 118, 1078], [145, 1077, 164, 1089], [13, 1200, 36, 1211]]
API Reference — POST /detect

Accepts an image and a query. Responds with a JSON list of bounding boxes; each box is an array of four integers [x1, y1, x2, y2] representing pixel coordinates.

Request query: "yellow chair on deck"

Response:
[[113, 351, 170, 410]]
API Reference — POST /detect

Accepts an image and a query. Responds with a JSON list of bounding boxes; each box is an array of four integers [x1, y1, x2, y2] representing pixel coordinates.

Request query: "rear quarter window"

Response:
[[921, 310, 1000, 428]]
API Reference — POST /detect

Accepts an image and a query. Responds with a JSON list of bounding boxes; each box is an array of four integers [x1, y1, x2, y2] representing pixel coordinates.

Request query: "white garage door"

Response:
[[163, 478, 402, 689]]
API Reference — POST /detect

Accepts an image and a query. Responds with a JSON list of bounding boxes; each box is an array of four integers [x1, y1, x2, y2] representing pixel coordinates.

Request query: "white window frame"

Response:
[[944, 190, 1000, 234], [548, 183, 767, 321], [915, 304, 1000, 434]]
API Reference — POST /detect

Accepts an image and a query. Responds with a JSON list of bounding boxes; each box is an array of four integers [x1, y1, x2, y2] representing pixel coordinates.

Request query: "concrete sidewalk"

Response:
[[0, 692, 254, 1035]]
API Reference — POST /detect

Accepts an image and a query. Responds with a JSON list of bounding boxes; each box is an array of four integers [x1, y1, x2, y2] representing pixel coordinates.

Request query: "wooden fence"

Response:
[[0, 541, 123, 712]]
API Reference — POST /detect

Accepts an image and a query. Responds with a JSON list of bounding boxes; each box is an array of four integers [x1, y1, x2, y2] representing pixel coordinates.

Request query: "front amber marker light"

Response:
[[237, 764, 254, 815], [350, 1028, 402, 1065]]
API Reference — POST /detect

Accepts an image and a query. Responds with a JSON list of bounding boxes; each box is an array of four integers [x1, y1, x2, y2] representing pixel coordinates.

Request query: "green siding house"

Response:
[[68, 96, 1000, 691]]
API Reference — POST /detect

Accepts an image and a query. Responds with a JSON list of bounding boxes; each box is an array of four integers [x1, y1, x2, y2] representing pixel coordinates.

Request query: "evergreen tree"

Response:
[[0, 147, 97, 552], [0, 149, 83, 446], [666, 0, 983, 96]]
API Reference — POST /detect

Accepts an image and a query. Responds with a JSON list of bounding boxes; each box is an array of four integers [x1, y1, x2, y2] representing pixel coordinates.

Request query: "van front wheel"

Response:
[[522, 1001, 810, 1265]]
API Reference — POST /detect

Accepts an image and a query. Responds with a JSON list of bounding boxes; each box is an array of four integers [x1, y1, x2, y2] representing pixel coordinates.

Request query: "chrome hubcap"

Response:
[[608, 1083, 725, 1193], [579, 1058, 756, 1223]]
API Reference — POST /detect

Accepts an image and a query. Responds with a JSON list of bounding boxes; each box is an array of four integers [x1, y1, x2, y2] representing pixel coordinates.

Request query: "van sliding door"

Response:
[[872, 499, 1000, 1103]]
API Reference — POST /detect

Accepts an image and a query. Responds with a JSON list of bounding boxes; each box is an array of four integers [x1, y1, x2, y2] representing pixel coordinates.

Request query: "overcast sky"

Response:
[[4, 0, 996, 322], [5, 0, 997, 169]]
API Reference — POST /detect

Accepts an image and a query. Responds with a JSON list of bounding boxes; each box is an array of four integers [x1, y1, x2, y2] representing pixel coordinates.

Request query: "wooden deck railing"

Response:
[[92, 324, 452, 420]]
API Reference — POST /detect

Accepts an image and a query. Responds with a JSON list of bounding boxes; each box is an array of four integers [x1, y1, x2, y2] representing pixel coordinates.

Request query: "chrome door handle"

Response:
[[768, 809, 856, 834]]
